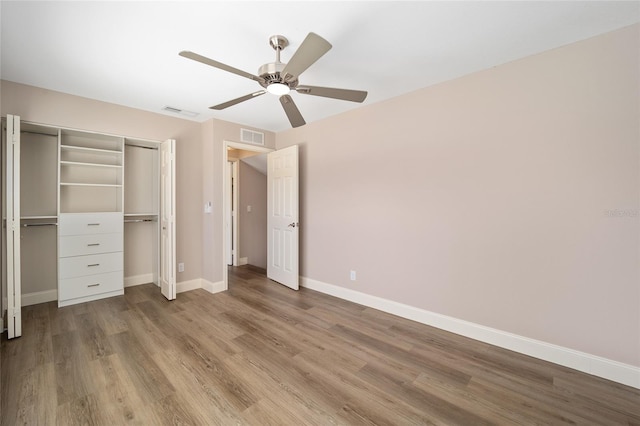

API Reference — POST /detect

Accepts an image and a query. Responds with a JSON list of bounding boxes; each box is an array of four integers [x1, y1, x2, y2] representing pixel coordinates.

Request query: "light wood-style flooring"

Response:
[[2, 266, 640, 425]]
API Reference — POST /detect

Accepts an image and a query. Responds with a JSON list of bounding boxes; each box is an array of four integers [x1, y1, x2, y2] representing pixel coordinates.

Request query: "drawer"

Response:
[[59, 252, 123, 279], [59, 213, 123, 236], [59, 271, 123, 301], [59, 233, 123, 257]]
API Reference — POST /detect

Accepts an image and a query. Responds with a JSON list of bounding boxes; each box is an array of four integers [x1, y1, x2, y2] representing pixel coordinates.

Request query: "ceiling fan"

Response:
[[179, 33, 368, 128]]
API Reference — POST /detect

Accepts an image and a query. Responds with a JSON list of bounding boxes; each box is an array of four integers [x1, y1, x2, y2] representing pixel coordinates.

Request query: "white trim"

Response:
[[175, 279, 226, 294], [300, 276, 640, 390], [232, 161, 239, 266], [238, 257, 248, 266], [124, 273, 154, 288], [176, 279, 202, 293], [21, 289, 58, 306], [202, 279, 226, 294], [222, 140, 274, 292], [58, 289, 124, 307]]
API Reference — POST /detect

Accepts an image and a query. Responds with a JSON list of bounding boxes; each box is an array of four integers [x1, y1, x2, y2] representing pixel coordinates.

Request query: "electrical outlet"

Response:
[[178, 262, 184, 273], [350, 270, 356, 281]]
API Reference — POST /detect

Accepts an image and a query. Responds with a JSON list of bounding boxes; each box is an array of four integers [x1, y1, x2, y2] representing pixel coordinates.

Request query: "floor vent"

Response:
[[241, 128, 265, 145]]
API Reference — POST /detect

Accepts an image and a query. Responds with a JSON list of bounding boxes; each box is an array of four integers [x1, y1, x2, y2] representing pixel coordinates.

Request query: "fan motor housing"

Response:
[[258, 62, 298, 90]]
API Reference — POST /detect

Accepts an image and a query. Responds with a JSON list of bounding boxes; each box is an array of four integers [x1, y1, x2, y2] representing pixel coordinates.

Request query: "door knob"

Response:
[[288, 222, 299, 228]]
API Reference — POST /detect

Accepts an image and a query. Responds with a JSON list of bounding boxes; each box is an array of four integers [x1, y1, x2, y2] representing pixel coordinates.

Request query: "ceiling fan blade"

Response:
[[281, 33, 332, 82], [279, 95, 306, 128], [296, 85, 368, 103], [210, 90, 266, 110], [179, 51, 264, 83]]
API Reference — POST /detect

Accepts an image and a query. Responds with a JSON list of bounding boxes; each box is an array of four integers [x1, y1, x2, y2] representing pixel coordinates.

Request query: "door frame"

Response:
[[222, 140, 272, 290], [225, 159, 238, 266]]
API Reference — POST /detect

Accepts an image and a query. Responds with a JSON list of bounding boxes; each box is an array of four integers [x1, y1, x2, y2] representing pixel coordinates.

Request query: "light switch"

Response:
[[204, 201, 212, 213], [247, 205, 252, 213]]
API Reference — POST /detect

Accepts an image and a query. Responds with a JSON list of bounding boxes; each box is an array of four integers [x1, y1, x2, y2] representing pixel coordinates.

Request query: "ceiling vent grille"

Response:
[[162, 106, 199, 118], [241, 128, 265, 146]]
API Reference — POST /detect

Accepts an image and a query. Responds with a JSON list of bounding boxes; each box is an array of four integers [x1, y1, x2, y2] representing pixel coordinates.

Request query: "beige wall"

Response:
[[1, 81, 275, 287], [239, 161, 267, 269], [276, 24, 640, 367]]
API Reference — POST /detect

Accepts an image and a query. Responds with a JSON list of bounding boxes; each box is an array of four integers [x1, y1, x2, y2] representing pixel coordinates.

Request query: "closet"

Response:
[[2, 115, 176, 338]]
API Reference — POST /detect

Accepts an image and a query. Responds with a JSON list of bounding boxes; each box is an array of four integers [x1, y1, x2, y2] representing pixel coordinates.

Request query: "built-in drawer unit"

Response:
[[59, 252, 123, 279], [59, 233, 123, 258], [59, 212, 123, 236], [58, 212, 124, 307], [59, 271, 123, 301]]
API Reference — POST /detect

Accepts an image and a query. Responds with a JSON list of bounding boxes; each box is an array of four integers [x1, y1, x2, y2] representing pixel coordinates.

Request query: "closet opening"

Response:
[[2, 114, 176, 338]]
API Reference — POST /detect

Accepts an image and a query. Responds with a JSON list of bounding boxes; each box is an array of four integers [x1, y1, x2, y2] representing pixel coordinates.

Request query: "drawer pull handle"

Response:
[[87, 263, 100, 267], [87, 223, 100, 226], [87, 283, 100, 287], [87, 243, 100, 247]]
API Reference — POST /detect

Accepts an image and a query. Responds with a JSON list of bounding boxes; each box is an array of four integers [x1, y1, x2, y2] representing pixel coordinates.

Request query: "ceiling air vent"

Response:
[[162, 106, 199, 118], [241, 128, 265, 146]]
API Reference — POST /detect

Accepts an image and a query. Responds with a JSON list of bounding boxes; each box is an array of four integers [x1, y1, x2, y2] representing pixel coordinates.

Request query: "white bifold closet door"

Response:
[[4, 114, 21, 338], [160, 139, 176, 300]]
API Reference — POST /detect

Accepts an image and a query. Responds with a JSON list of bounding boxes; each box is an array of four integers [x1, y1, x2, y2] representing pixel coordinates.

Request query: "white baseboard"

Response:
[[203, 279, 226, 294], [58, 289, 124, 308], [124, 273, 155, 288], [238, 257, 248, 266], [176, 279, 203, 293], [300, 277, 640, 390], [176, 279, 226, 294], [22, 289, 58, 306]]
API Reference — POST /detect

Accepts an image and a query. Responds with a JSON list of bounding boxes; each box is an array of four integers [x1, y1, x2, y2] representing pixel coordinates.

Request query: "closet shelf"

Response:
[[124, 213, 158, 217], [60, 145, 123, 155], [60, 161, 122, 169], [60, 182, 123, 188]]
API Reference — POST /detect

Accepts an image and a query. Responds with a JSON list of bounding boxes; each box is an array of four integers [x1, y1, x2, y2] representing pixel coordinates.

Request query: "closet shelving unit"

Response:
[[59, 130, 124, 214], [57, 129, 125, 306]]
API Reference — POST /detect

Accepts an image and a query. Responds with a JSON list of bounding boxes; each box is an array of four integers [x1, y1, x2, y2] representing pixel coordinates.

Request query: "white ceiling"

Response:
[[1, 1, 638, 132]]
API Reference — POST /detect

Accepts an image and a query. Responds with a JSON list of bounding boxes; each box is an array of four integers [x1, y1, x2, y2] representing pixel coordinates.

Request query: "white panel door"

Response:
[[160, 139, 176, 300], [5, 115, 21, 338], [267, 145, 299, 290]]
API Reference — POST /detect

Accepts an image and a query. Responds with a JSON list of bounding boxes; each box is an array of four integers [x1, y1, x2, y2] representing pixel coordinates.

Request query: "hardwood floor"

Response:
[[2, 266, 640, 425]]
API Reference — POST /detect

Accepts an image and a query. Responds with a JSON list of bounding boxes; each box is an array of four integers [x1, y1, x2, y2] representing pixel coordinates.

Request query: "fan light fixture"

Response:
[[179, 32, 368, 128], [267, 83, 290, 95]]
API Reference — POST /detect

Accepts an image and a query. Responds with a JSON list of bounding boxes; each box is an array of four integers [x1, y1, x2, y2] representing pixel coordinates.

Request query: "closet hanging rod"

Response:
[[21, 223, 58, 227], [126, 144, 158, 150], [124, 219, 156, 223]]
